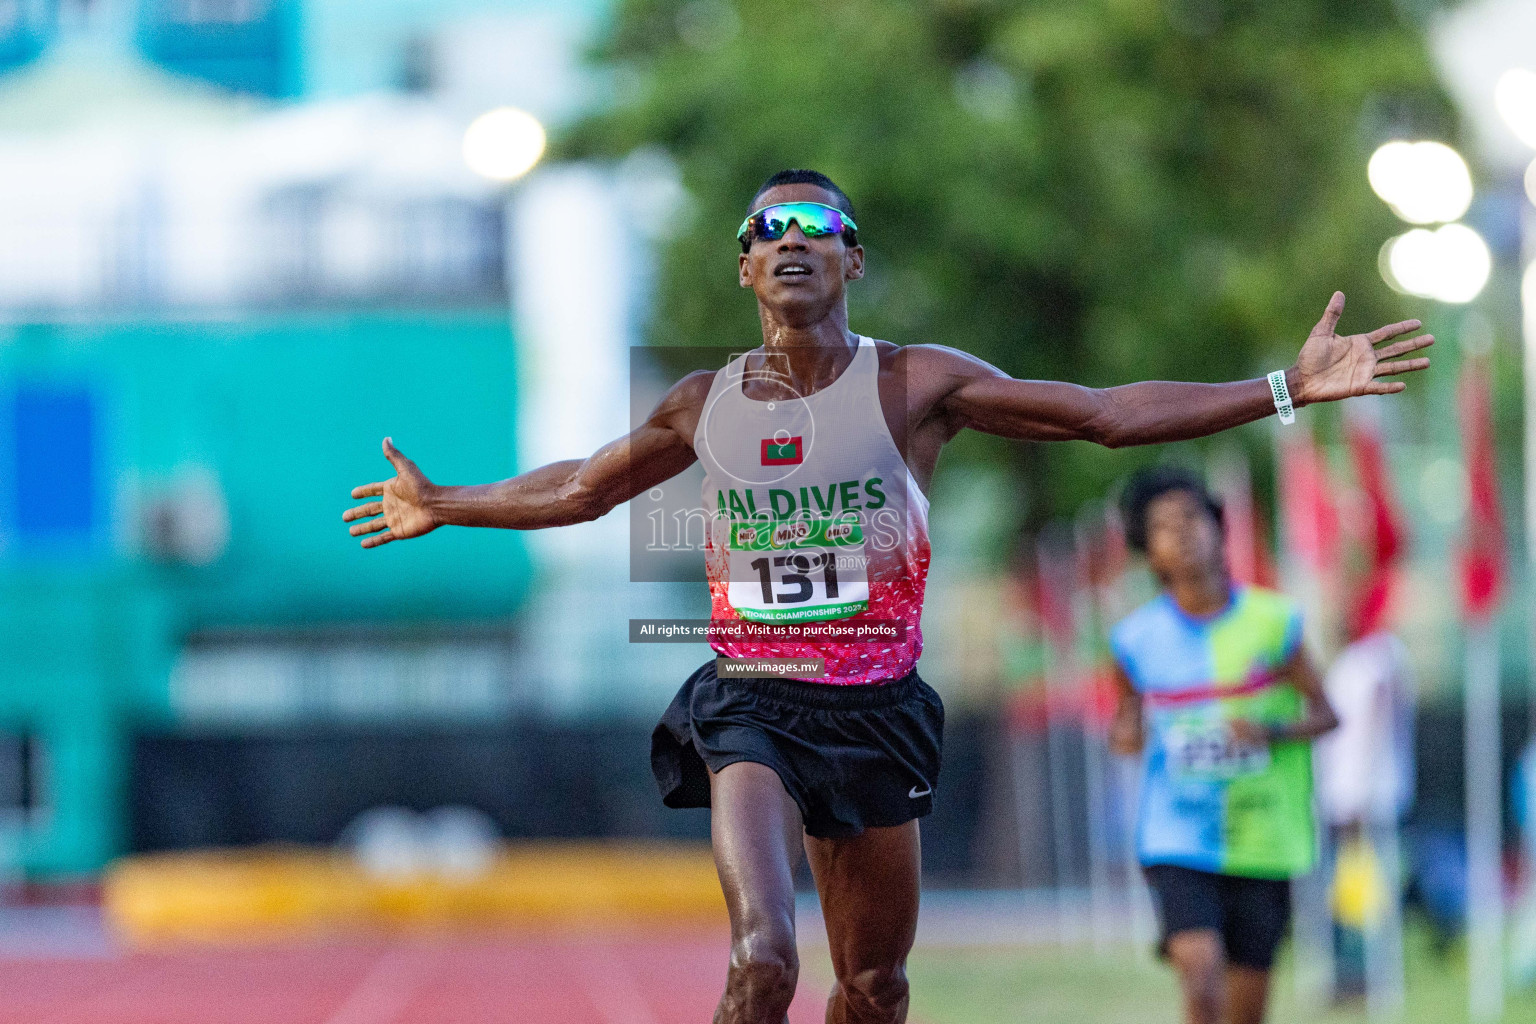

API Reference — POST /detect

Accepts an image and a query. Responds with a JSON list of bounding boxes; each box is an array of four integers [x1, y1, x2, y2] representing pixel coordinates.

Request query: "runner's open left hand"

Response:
[[343, 437, 439, 548], [1290, 292, 1433, 406]]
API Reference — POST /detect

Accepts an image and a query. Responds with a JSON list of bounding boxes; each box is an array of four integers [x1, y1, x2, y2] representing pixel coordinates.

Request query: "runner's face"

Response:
[[738, 184, 864, 324], [1144, 490, 1224, 580]]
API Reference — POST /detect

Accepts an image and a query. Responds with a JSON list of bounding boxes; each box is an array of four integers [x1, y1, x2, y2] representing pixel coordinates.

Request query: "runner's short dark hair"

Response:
[[744, 169, 858, 252], [1120, 466, 1225, 553]]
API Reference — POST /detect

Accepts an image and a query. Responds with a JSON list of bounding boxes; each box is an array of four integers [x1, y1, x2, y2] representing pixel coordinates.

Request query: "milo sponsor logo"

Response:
[[772, 520, 813, 547], [731, 514, 863, 551], [825, 520, 856, 543]]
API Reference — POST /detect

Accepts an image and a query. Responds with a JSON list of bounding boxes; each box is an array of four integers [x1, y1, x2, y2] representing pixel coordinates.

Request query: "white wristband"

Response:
[[1268, 370, 1296, 425]]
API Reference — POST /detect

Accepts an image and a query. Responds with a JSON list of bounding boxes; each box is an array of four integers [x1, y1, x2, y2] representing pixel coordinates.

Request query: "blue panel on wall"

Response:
[[0, 0, 56, 72], [138, 0, 294, 97], [13, 387, 94, 542]]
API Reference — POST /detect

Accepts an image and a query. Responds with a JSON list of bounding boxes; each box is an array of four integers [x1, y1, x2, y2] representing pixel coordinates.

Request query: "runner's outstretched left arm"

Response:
[[934, 293, 1431, 447]]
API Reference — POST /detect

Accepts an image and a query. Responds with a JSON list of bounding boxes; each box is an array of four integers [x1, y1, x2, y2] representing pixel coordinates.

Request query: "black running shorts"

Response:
[[650, 658, 944, 840], [1143, 863, 1293, 970]]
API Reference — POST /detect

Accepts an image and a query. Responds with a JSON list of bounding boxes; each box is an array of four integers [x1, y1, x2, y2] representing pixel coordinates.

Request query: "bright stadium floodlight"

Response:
[[1380, 223, 1491, 304], [1381, 228, 1439, 297], [1495, 68, 1536, 150], [1367, 140, 1474, 224], [463, 107, 547, 182]]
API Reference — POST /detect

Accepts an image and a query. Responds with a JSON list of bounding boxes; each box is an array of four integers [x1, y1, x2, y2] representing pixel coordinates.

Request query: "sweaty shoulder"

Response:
[[650, 368, 716, 445], [660, 368, 716, 414], [879, 343, 1008, 426], [673, 367, 717, 400], [881, 342, 1004, 382]]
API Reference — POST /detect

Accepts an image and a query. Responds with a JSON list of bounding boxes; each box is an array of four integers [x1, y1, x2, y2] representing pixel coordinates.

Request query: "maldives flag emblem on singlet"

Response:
[[760, 437, 803, 465]]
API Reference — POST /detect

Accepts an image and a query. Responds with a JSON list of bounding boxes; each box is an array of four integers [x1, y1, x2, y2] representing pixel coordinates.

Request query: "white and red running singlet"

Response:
[[694, 337, 931, 684]]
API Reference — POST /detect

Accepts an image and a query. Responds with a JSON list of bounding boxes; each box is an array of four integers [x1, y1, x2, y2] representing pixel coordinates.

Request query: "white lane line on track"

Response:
[[575, 942, 662, 1024], [322, 945, 426, 1024]]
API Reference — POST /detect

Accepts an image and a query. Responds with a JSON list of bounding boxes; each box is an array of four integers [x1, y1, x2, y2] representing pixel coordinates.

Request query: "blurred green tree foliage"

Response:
[[567, 0, 1457, 518]]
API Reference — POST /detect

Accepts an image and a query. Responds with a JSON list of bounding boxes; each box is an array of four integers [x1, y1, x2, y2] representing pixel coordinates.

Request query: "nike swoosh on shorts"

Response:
[[908, 785, 931, 799]]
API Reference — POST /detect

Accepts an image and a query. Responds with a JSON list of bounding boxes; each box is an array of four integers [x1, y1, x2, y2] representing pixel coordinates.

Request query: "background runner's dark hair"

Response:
[[1120, 466, 1225, 553], [744, 169, 859, 252]]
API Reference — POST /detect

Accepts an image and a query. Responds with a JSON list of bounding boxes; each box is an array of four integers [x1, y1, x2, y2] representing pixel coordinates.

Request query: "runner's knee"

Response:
[[1167, 931, 1224, 1018], [727, 928, 799, 1007], [1168, 929, 1222, 975], [838, 962, 909, 1014]]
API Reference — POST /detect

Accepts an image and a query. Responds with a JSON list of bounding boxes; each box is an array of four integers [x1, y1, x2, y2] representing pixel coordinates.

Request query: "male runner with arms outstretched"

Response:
[[1108, 467, 1340, 1024], [343, 169, 1430, 1024]]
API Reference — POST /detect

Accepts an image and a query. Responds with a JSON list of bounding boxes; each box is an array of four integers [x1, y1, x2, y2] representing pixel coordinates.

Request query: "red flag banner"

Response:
[[1213, 456, 1279, 588], [1279, 431, 1340, 571], [1345, 418, 1407, 638], [1457, 363, 1505, 623]]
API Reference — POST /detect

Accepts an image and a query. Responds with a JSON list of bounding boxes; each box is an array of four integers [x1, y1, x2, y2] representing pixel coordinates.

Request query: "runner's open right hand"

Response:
[[343, 437, 439, 548]]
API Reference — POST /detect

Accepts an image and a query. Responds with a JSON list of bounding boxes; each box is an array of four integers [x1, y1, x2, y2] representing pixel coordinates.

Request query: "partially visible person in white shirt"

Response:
[[1313, 629, 1416, 1006], [1315, 631, 1416, 829]]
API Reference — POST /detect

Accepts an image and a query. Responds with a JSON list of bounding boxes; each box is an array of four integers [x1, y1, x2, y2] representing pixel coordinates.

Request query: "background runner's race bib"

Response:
[[1163, 714, 1271, 780], [725, 516, 869, 623]]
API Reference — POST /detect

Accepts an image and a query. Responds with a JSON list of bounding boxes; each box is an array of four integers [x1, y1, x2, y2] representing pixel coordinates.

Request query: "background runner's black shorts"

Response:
[[1143, 864, 1293, 970], [650, 658, 944, 840]]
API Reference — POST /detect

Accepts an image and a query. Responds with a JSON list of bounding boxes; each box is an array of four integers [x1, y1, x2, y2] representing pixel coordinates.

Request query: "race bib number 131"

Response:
[[725, 516, 870, 624]]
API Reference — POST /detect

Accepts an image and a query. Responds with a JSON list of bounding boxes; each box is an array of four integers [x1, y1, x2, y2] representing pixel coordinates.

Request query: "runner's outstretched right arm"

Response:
[[343, 371, 711, 548]]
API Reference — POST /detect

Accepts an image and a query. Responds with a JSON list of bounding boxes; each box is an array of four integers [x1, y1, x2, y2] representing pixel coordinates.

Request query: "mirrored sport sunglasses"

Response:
[[737, 202, 857, 248]]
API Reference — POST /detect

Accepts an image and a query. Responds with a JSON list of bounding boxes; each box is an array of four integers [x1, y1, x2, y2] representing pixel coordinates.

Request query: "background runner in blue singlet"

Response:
[[1110, 467, 1341, 1024]]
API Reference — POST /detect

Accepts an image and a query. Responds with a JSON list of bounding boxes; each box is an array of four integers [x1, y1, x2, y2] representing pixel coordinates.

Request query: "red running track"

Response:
[[0, 930, 834, 1024]]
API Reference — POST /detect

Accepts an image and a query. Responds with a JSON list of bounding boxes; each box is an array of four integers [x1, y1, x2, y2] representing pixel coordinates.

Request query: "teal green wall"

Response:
[[300, 0, 609, 98], [0, 309, 529, 875]]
